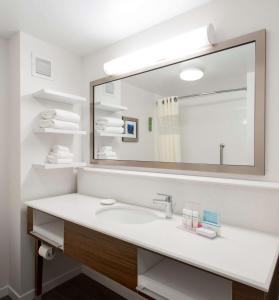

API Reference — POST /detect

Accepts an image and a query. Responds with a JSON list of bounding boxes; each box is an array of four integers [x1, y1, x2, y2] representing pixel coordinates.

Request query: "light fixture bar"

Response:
[[104, 24, 215, 76]]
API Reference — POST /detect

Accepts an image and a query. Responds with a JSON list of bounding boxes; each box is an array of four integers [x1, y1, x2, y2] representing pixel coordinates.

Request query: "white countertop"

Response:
[[25, 193, 279, 292]]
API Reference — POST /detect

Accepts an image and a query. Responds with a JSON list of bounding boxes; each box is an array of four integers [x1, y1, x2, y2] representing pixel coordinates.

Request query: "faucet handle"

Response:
[[154, 193, 173, 218]]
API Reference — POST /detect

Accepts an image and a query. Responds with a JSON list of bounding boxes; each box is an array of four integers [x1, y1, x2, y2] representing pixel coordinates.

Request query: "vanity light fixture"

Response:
[[104, 24, 215, 76], [179, 68, 204, 81]]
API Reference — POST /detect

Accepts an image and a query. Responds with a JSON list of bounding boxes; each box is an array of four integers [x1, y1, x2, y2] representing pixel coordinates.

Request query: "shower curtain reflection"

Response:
[[156, 97, 181, 162]]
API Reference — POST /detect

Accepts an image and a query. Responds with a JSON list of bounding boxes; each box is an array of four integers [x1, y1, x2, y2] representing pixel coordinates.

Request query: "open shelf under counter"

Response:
[[34, 128, 87, 135], [33, 162, 87, 170], [138, 254, 232, 300], [32, 221, 64, 250], [94, 101, 127, 112], [33, 89, 87, 104]]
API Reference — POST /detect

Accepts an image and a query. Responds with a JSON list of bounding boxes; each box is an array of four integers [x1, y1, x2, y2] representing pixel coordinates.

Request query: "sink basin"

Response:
[[95, 206, 159, 224]]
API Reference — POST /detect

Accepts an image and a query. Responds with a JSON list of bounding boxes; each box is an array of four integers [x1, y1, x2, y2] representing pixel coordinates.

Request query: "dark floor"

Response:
[[0, 274, 126, 300]]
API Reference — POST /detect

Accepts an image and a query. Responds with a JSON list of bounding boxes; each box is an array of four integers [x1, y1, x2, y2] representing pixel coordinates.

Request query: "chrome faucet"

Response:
[[153, 193, 173, 218]]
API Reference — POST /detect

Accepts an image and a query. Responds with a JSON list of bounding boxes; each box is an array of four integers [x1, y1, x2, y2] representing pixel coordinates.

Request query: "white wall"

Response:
[[0, 37, 10, 290], [180, 94, 249, 165], [121, 82, 155, 161], [2, 32, 85, 296], [78, 168, 279, 235], [19, 32, 84, 294], [80, 0, 279, 238], [7, 32, 22, 295]]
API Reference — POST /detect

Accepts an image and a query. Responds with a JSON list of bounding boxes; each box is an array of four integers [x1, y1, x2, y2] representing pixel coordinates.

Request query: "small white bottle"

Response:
[[182, 209, 188, 227], [192, 210, 199, 230], [183, 209, 193, 231]]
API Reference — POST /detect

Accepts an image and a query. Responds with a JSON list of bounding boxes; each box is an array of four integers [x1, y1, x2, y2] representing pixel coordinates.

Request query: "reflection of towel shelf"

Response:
[[96, 131, 128, 138], [95, 101, 127, 112], [33, 163, 87, 169], [33, 89, 87, 104], [34, 128, 87, 135]]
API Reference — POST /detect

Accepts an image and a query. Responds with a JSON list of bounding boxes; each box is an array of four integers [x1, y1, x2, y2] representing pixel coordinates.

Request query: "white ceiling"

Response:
[[0, 0, 212, 56], [124, 42, 255, 96]]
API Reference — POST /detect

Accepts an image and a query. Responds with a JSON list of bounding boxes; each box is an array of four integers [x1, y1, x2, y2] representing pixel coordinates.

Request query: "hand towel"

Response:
[[97, 151, 116, 157], [49, 151, 74, 159], [97, 155, 117, 160], [99, 146, 112, 152], [95, 126, 124, 134], [52, 145, 70, 153], [40, 109, 80, 123], [96, 117, 124, 127], [40, 119, 79, 130], [96, 124, 124, 131]]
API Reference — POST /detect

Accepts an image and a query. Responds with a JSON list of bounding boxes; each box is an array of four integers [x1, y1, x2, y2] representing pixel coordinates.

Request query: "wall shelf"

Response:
[[33, 163, 87, 169], [34, 128, 87, 135], [96, 131, 128, 138], [33, 89, 87, 104], [95, 101, 127, 112]]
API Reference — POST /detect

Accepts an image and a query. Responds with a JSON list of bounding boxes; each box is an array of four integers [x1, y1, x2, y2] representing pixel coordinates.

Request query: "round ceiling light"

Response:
[[180, 68, 204, 81]]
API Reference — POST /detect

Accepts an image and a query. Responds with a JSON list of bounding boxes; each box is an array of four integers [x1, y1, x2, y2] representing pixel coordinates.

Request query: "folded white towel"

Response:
[[98, 155, 117, 160], [48, 151, 74, 159], [40, 109, 80, 123], [40, 119, 79, 130], [96, 117, 124, 127], [52, 145, 70, 153], [97, 151, 116, 157], [96, 126, 124, 134], [99, 146, 112, 152], [96, 124, 124, 131], [48, 157, 73, 164]]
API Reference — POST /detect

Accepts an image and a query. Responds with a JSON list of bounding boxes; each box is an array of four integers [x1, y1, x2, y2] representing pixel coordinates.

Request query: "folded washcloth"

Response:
[[97, 155, 117, 160], [52, 145, 70, 153], [96, 126, 124, 134], [97, 151, 116, 157], [40, 109, 80, 123], [47, 157, 73, 164], [48, 151, 74, 159], [40, 119, 79, 130], [99, 146, 112, 152], [96, 117, 124, 127], [96, 124, 124, 131]]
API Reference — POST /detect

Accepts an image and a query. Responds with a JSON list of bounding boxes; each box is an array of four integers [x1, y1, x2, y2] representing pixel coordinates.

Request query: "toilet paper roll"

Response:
[[38, 244, 55, 260]]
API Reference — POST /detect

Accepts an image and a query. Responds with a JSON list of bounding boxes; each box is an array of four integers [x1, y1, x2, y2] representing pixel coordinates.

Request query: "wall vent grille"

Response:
[[32, 53, 53, 80]]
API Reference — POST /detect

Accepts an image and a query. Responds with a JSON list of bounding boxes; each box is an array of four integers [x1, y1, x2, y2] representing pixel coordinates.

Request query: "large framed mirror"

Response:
[[90, 30, 265, 175]]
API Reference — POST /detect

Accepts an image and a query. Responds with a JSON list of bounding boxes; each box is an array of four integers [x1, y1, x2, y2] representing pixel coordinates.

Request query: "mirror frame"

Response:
[[90, 30, 266, 175]]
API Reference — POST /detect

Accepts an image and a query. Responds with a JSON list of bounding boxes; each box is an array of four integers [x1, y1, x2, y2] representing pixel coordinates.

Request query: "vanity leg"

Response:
[[35, 239, 43, 298]]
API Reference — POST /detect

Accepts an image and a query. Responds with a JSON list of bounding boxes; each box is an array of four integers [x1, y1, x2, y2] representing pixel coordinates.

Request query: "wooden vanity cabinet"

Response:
[[64, 221, 138, 290], [63, 221, 279, 300]]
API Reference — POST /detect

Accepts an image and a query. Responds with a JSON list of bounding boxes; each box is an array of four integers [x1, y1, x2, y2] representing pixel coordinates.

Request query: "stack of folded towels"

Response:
[[47, 145, 74, 164], [95, 117, 124, 134], [97, 146, 117, 160], [40, 109, 80, 130]]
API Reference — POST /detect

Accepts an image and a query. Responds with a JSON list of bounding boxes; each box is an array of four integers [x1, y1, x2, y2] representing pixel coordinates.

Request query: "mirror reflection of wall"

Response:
[[94, 42, 255, 166]]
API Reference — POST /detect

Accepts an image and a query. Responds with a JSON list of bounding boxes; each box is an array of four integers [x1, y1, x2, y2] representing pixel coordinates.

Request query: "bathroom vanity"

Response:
[[26, 193, 279, 300]]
